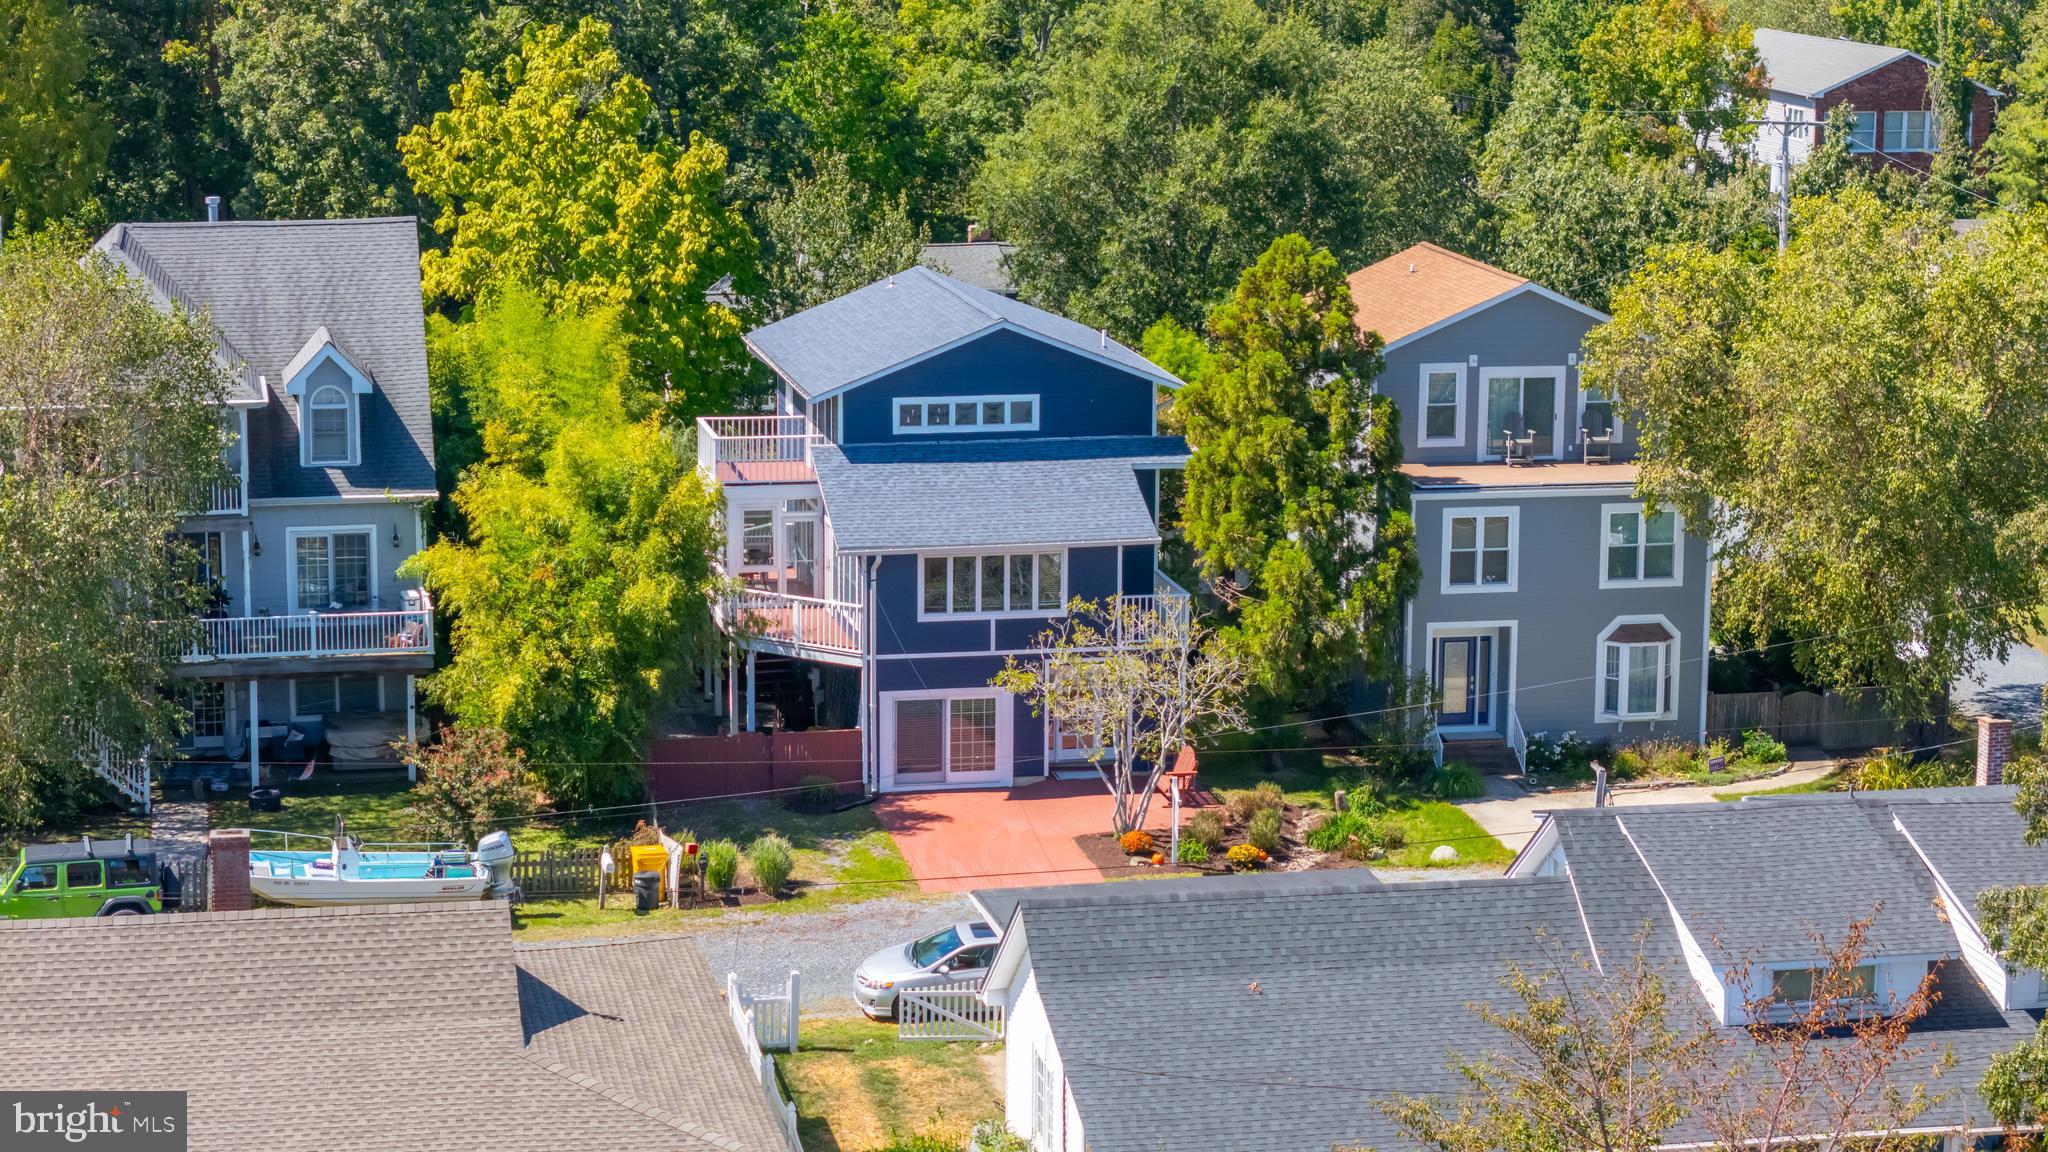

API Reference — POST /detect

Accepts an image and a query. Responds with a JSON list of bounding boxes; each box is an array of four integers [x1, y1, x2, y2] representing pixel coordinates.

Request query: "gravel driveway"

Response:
[[523, 893, 977, 1014]]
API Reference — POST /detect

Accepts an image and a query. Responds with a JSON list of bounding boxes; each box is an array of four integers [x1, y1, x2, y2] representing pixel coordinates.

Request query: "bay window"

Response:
[[1598, 618, 1677, 720], [921, 550, 1064, 616]]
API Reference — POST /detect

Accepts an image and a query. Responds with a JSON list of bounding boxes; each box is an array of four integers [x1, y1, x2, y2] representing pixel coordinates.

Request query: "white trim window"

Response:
[[1770, 963, 1877, 1007], [1418, 363, 1465, 446], [1884, 110, 1938, 153], [290, 528, 375, 611], [306, 384, 354, 465], [920, 550, 1064, 617], [1848, 110, 1878, 153], [1032, 1048, 1059, 1150], [1442, 508, 1516, 593], [1597, 616, 1678, 721], [895, 394, 1040, 435], [1599, 504, 1682, 588]]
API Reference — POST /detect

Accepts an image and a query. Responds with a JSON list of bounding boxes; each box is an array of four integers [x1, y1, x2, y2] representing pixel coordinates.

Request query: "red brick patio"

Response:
[[873, 778, 1206, 893]]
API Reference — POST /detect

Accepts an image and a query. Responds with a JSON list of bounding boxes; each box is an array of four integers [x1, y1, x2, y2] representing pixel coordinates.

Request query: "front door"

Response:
[[1434, 636, 1493, 728]]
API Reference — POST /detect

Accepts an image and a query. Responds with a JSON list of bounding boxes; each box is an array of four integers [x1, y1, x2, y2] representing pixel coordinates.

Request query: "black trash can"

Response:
[[249, 787, 283, 813], [632, 870, 661, 912]]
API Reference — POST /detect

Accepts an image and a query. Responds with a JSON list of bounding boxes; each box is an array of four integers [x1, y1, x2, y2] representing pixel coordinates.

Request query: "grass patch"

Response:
[[211, 776, 418, 844], [1194, 732, 1347, 804], [1715, 769, 1849, 801], [2, 806, 150, 859], [776, 1016, 1002, 1152], [510, 817, 916, 940], [1381, 798, 1514, 869]]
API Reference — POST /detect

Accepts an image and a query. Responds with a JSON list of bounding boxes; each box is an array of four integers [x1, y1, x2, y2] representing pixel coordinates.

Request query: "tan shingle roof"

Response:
[[0, 902, 788, 1152], [1346, 243, 1527, 346]]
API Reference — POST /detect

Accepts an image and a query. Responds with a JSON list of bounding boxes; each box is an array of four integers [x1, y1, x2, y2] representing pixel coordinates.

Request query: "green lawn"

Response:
[[1194, 739, 1512, 871], [2, 806, 150, 859], [509, 810, 919, 940], [776, 1016, 1003, 1152]]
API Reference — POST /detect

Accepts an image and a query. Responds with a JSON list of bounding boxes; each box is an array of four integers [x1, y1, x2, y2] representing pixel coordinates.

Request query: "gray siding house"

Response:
[[1349, 244, 1710, 766], [93, 216, 437, 786]]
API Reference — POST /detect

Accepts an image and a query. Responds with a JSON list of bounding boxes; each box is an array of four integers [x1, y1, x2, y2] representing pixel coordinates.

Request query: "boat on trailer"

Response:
[[244, 821, 516, 907]]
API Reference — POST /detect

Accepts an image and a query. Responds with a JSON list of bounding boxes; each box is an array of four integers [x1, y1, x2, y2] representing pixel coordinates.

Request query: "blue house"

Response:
[[698, 268, 1189, 793], [1349, 244, 1712, 770]]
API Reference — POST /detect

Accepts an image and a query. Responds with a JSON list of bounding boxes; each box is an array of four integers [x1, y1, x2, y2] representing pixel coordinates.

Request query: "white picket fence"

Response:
[[898, 979, 1005, 1041], [727, 971, 803, 1152]]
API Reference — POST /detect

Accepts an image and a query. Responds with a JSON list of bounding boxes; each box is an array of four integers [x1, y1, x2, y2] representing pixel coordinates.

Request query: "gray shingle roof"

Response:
[[971, 868, 1381, 931], [93, 218, 437, 500], [1017, 874, 1596, 1152], [0, 902, 786, 1152], [1886, 787, 2048, 918], [1752, 28, 1919, 98], [813, 438, 1181, 552], [918, 242, 1018, 297], [746, 266, 1177, 398], [1612, 800, 1957, 958]]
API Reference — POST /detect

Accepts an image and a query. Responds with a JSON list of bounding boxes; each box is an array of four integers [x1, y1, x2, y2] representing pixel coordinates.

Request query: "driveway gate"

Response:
[[897, 979, 1005, 1041]]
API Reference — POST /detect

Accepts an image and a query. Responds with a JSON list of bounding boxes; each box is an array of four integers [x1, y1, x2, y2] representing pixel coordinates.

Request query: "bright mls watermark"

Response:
[[6, 1093, 185, 1150]]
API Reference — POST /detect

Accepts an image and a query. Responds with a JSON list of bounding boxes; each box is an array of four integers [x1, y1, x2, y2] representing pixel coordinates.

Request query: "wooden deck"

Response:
[[715, 458, 816, 485]]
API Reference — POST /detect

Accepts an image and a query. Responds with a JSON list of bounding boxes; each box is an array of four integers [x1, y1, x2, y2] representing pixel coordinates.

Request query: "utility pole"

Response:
[[1746, 118, 1805, 253]]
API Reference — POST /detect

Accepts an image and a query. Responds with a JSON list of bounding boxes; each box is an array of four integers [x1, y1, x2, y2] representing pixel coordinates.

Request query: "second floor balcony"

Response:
[[180, 590, 433, 667], [696, 415, 820, 486]]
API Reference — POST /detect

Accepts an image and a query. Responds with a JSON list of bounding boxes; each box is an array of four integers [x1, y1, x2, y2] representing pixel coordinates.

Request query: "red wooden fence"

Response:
[[645, 728, 863, 804]]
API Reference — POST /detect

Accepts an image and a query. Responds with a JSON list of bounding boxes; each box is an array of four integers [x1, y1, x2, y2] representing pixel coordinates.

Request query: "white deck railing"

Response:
[[183, 598, 433, 663], [723, 588, 863, 657], [1507, 709, 1528, 773], [206, 478, 246, 516], [696, 415, 820, 484]]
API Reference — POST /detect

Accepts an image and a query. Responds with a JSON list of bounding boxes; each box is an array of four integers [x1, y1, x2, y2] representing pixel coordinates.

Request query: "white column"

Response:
[[745, 649, 758, 733], [247, 679, 261, 788], [726, 645, 738, 736], [405, 674, 417, 782], [240, 528, 254, 616]]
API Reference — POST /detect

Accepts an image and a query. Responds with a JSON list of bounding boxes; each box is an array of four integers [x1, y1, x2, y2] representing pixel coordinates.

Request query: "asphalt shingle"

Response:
[[93, 218, 436, 501]]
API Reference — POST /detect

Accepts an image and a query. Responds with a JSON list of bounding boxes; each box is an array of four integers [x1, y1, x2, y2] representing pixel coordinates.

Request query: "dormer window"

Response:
[[281, 326, 373, 469], [307, 385, 352, 464]]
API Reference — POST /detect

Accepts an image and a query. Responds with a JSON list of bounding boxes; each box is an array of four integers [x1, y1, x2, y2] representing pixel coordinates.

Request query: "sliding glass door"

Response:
[[1484, 371, 1562, 458]]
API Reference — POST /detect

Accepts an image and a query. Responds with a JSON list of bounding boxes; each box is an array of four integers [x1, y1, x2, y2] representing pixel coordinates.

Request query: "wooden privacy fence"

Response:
[[898, 979, 1005, 1041], [1706, 688, 1901, 751], [646, 728, 862, 804], [509, 848, 611, 897]]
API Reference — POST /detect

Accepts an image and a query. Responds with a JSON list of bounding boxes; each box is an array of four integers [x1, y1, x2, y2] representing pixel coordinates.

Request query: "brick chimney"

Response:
[[208, 828, 251, 912], [1976, 714, 2012, 786]]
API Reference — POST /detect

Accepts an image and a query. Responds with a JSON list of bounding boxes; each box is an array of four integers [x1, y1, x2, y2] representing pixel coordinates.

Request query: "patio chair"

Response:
[[1580, 425, 1615, 463], [1503, 426, 1536, 465]]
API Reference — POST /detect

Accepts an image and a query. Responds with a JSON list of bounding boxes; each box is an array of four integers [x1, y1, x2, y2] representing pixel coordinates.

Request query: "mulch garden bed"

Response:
[[1071, 801, 1366, 880]]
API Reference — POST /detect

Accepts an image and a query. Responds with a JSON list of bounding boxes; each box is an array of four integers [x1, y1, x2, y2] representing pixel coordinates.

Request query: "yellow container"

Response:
[[629, 844, 669, 900]]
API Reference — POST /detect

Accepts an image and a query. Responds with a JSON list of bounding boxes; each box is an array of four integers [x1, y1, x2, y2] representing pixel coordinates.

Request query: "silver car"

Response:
[[853, 921, 1000, 1018]]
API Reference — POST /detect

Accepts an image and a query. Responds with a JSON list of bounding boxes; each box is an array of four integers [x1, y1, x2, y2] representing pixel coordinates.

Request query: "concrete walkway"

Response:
[[1458, 753, 1838, 857], [149, 798, 210, 865]]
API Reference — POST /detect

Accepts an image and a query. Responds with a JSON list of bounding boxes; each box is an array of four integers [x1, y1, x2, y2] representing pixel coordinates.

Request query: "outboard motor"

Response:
[[476, 830, 520, 903]]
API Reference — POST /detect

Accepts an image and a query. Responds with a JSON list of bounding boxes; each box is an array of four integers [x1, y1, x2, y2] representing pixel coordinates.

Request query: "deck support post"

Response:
[[745, 649, 758, 733], [405, 674, 417, 782], [247, 678, 261, 788], [726, 644, 739, 736]]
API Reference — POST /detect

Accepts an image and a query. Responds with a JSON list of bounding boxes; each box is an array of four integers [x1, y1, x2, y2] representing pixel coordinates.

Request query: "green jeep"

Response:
[[1, 836, 163, 919]]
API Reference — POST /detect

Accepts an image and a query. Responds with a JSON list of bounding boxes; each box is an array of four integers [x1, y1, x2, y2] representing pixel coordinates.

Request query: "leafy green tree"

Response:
[[1584, 192, 2048, 714], [403, 287, 723, 805], [758, 152, 926, 319], [0, 0, 110, 231], [1477, 67, 1772, 311], [0, 235, 228, 836], [1576, 0, 1764, 158], [78, 0, 246, 225], [1422, 14, 1505, 126], [1174, 235, 1417, 706], [1979, 758, 2048, 1129], [1514, 0, 1620, 80], [399, 19, 759, 410], [1988, 34, 2048, 206], [775, 9, 922, 199], [214, 0, 477, 220], [976, 0, 1474, 337]]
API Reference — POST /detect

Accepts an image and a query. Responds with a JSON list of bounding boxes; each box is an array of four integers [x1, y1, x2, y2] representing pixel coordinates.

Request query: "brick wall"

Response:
[[1811, 56, 1997, 170], [208, 828, 251, 912], [1977, 714, 2012, 787]]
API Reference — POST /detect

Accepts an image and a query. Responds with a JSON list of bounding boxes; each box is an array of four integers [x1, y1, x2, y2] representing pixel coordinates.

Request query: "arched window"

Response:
[[307, 384, 350, 464]]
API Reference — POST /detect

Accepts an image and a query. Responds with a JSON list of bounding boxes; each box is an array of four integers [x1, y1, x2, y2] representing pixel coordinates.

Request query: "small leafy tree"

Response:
[[993, 597, 1248, 835], [398, 725, 541, 848], [1175, 233, 1417, 709], [756, 151, 926, 320]]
